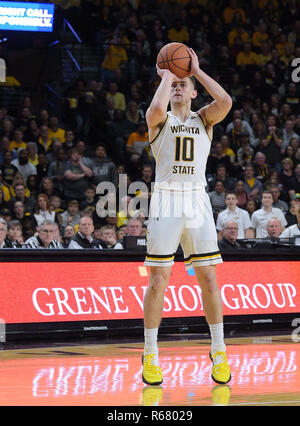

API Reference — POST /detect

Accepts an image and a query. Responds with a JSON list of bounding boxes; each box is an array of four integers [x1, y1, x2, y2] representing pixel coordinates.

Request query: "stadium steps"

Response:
[[60, 43, 101, 84]]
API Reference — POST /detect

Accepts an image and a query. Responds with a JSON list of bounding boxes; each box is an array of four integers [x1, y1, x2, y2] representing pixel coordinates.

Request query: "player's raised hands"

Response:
[[156, 64, 176, 80], [187, 47, 201, 77]]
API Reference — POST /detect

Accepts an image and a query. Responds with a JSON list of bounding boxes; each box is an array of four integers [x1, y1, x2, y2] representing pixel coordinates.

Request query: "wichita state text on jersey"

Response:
[[149, 111, 211, 186]]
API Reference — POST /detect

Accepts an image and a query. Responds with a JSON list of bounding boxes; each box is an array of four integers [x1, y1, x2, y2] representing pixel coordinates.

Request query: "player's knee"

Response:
[[195, 266, 218, 293], [149, 267, 170, 294]]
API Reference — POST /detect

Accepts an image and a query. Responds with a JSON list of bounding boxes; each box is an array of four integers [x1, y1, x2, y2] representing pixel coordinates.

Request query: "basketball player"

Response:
[[142, 48, 232, 386]]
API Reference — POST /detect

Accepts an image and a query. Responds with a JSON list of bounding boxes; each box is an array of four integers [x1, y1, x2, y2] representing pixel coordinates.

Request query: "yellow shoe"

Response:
[[142, 385, 163, 406], [211, 385, 231, 406], [209, 351, 231, 385], [142, 354, 163, 386]]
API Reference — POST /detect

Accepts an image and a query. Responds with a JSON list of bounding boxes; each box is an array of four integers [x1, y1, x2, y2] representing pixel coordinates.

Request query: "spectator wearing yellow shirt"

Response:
[[48, 116, 66, 143], [280, 43, 295, 66], [106, 82, 126, 111], [228, 25, 250, 47], [102, 34, 128, 83], [126, 121, 149, 165], [9, 129, 26, 152], [220, 135, 236, 164], [0, 75, 21, 87], [168, 19, 189, 43], [257, 41, 272, 67], [236, 43, 259, 66], [252, 21, 269, 49], [223, 0, 246, 25], [258, 0, 279, 10], [275, 33, 294, 57]]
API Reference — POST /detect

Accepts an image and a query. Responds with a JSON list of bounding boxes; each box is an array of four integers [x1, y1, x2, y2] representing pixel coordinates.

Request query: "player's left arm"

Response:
[[187, 48, 232, 128]]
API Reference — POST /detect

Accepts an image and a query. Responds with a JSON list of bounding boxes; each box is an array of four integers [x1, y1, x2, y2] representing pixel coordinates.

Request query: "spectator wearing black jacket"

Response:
[[218, 221, 242, 249], [0, 218, 13, 248], [68, 216, 99, 249]]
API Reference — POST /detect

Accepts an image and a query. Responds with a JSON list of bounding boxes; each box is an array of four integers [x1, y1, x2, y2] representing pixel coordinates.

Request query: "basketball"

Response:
[[157, 42, 191, 79]]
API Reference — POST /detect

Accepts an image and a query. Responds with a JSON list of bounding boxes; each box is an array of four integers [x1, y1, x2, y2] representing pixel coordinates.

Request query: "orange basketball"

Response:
[[157, 42, 191, 79]]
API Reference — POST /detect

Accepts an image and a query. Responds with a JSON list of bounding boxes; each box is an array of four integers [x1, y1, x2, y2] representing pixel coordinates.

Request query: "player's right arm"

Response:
[[146, 66, 175, 139]]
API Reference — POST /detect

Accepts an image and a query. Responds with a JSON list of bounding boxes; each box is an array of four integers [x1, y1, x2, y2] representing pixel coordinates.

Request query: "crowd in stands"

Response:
[[1, 0, 300, 249]]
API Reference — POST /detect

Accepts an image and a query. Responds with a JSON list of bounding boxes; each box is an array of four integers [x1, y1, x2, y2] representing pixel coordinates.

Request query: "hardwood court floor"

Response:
[[0, 333, 299, 406]]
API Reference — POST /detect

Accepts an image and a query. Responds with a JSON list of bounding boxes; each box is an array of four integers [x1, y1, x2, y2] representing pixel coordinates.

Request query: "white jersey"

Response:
[[150, 111, 211, 188], [251, 207, 287, 238], [216, 206, 252, 239]]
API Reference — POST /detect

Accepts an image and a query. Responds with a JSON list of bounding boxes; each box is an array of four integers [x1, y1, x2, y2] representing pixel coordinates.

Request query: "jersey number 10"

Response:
[[175, 137, 194, 162]]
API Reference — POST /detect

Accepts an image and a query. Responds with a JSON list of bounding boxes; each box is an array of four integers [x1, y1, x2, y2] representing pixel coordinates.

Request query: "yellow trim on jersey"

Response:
[[198, 113, 212, 142], [185, 254, 221, 264], [145, 255, 175, 261], [149, 114, 169, 145]]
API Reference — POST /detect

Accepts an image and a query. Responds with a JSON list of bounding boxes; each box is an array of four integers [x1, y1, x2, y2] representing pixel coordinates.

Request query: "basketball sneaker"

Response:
[[209, 351, 231, 384], [142, 354, 163, 386]]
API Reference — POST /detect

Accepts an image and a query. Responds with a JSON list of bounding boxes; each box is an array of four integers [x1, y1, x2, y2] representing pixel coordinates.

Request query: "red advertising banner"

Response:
[[0, 261, 300, 324]]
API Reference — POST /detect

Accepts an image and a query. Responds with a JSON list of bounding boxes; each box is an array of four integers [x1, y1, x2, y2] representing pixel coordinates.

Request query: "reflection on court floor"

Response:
[[0, 336, 299, 406]]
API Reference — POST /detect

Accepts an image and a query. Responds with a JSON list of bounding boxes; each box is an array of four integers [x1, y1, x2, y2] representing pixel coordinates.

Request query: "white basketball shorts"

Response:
[[144, 184, 222, 269]]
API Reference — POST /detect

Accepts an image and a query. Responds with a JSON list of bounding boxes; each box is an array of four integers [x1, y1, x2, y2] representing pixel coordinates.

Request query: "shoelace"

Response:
[[213, 353, 226, 366], [144, 354, 161, 375], [212, 353, 228, 374]]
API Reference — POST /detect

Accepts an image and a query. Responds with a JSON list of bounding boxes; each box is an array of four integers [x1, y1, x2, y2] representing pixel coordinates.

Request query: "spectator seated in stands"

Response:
[[285, 193, 300, 226], [0, 218, 13, 248], [48, 115, 66, 144], [260, 114, 283, 172], [9, 129, 26, 153], [243, 163, 263, 202], [37, 125, 53, 154], [127, 217, 143, 236], [101, 33, 128, 83], [126, 121, 149, 167], [253, 152, 270, 183], [62, 224, 76, 248], [24, 220, 63, 249], [280, 204, 300, 239], [117, 195, 135, 228], [63, 148, 93, 203], [5, 219, 24, 247], [34, 193, 60, 228], [11, 148, 37, 183], [60, 199, 81, 231], [0, 150, 19, 188], [106, 82, 126, 112], [11, 200, 37, 240], [68, 216, 99, 249], [8, 183, 35, 214], [216, 191, 253, 239], [79, 186, 97, 212], [47, 147, 68, 195], [266, 218, 283, 239], [251, 190, 287, 238], [88, 144, 118, 190], [208, 179, 226, 217], [218, 221, 242, 250], [97, 225, 123, 249], [269, 184, 289, 213], [206, 142, 232, 178]]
